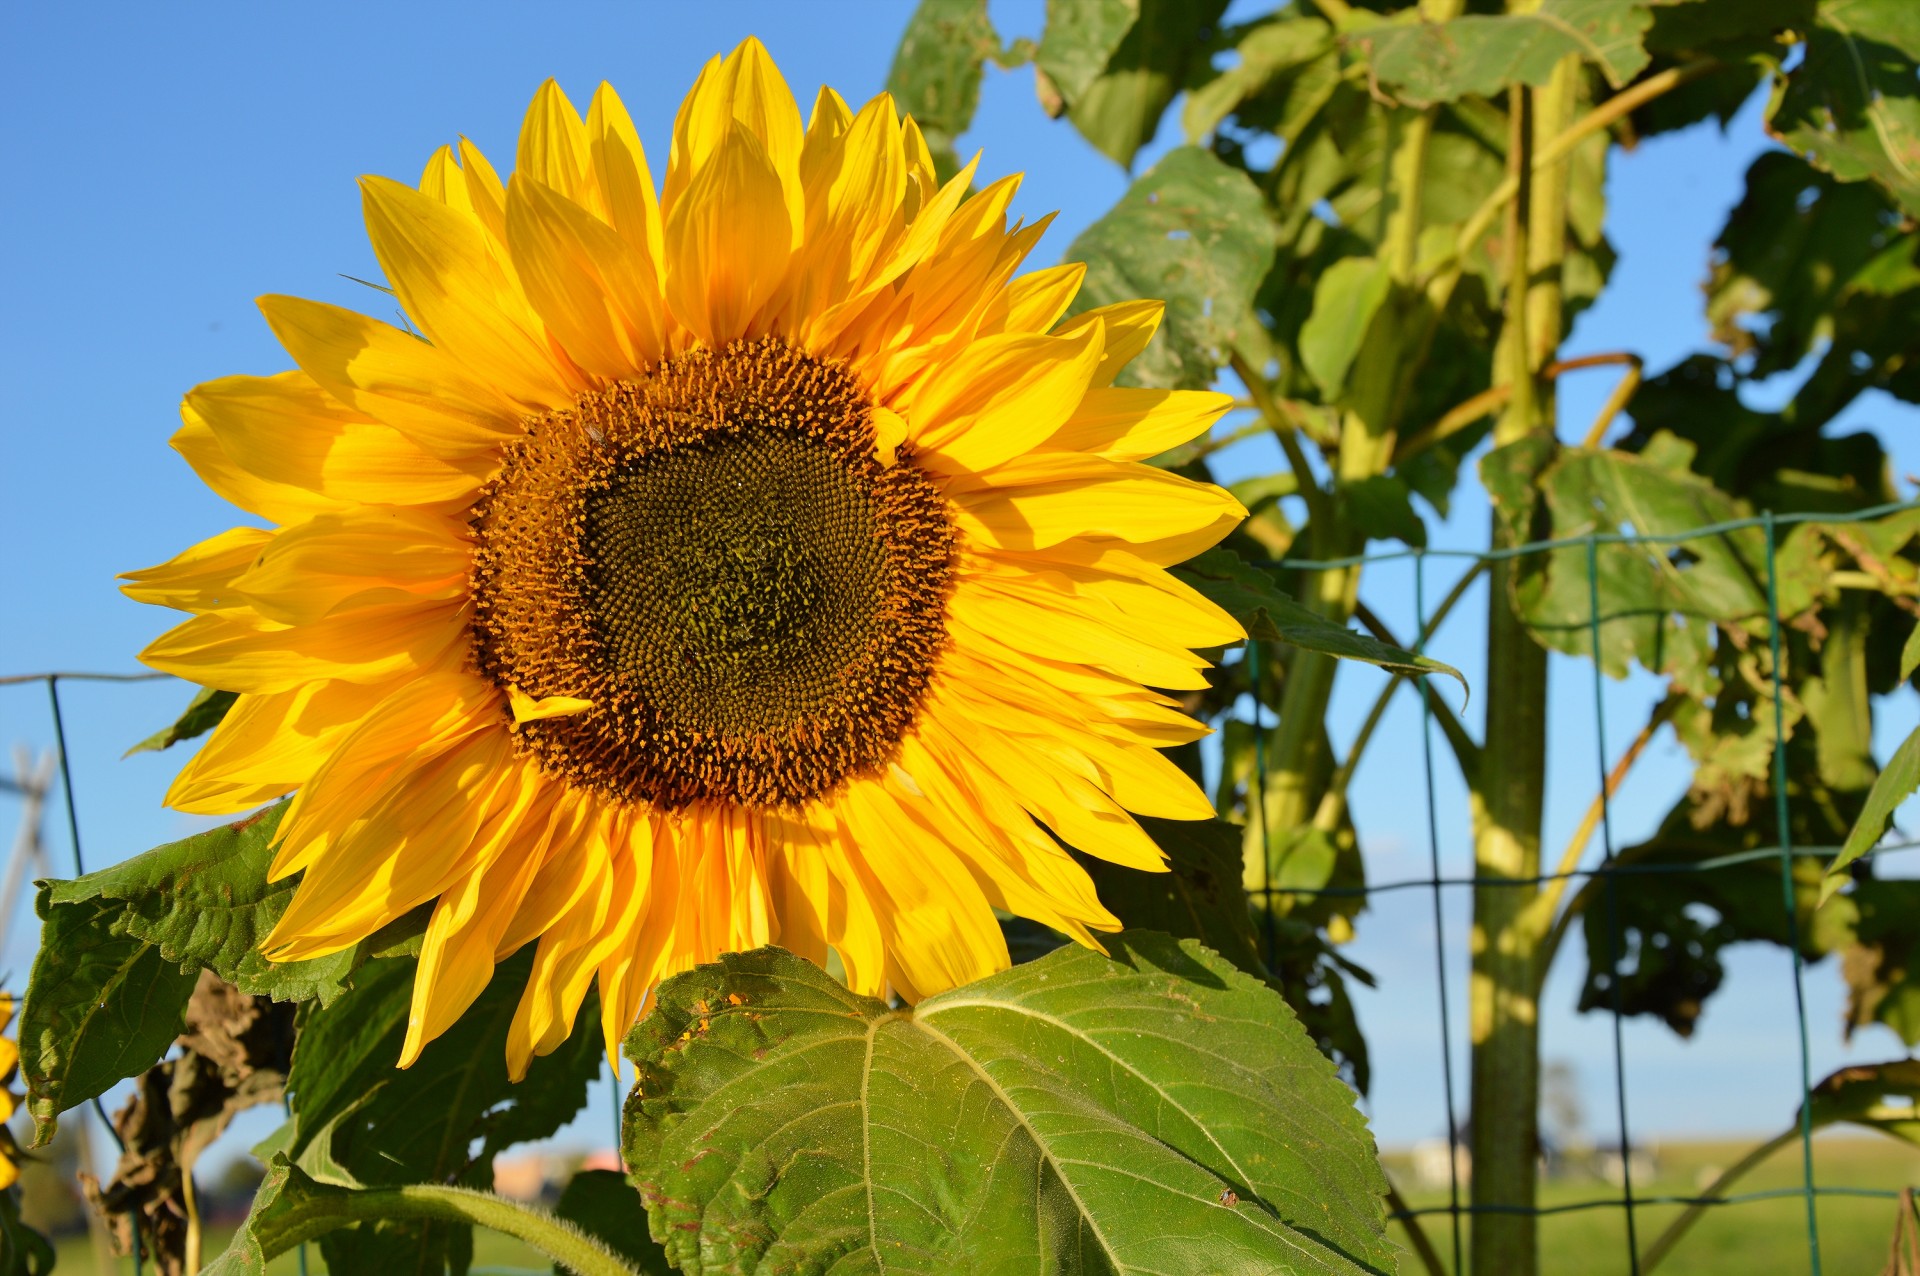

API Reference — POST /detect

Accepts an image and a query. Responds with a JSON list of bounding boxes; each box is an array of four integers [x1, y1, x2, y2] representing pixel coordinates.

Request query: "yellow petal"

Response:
[[1000, 262, 1086, 335], [359, 174, 575, 408], [1044, 386, 1231, 463], [951, 455, 1246, 552], [259, 295, 524, 459], [910, 321, 1105, 474], [948, 579, 1211, 691], [507, 684, 593, 724], [517, 80, 594, 209], [587, 83, 665, 266], [164, 679, 390, 815], [185, 371, 495, 512], [1055, 299, 1164, 386], [140, 599, 465, 694], [119, 526, 271, 614], [233, 507, 470, 626], [663, 124, 792, 347], [506, 175, 666, 380], [665, 36, 805, 234]]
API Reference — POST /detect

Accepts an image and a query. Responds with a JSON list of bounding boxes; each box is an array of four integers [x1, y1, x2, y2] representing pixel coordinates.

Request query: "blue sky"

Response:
[[2, 0, 1916, 1175]]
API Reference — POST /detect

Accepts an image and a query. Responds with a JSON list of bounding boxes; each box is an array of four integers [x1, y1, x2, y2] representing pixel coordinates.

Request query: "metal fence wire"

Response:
[[3, 503, 1917, 1275]]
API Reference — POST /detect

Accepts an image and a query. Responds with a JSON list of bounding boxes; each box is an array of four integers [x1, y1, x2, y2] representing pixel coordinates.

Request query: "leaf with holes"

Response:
[[1066, 146, 1277, 390], [1348, 0, 1667, 108], [622, 935, 1394, 1275]]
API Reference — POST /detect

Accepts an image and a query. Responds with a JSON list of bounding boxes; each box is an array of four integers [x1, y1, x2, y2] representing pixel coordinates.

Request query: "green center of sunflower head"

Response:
[[469, 339, 955, 810]]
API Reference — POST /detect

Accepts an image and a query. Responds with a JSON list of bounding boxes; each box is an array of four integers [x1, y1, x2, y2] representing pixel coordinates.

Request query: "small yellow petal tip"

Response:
[[873, 407, 908, 468], [508, 685, 594, 725]]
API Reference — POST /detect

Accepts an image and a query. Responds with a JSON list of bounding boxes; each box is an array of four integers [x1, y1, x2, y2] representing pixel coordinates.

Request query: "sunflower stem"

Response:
[[241, 1182, 644, 1276]]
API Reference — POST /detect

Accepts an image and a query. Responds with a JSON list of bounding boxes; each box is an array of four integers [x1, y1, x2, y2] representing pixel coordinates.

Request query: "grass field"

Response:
[[45, 1134, 1918, 1274], [1384, 1133, 1917, 1275]]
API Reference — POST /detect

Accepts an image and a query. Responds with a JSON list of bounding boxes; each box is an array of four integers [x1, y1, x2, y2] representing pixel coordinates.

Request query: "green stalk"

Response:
[[1467, 48, 1578, 1276], [236, 1183, 645, 1276]]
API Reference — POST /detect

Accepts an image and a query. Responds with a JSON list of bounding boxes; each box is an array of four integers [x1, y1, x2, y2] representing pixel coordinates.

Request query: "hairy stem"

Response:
[[246, 1183, 644, 1276]]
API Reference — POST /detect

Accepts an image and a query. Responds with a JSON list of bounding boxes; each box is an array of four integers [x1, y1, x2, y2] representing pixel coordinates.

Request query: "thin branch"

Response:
[[1393, 352, 1643, 464], [1316, 562, 1488, 828], [1352, 601, 1482, 783], [1435, 60, 1721, 287], [1231, 350, 1333, 535], [1640, 1128, 1798, 1273], [1533, 694, 1681, 980], [1578, 353, 1644, 449], [1386, 1181, 1450, 1276]]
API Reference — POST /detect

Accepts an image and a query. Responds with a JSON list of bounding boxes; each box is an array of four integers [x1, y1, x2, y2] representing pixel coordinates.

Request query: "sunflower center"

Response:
[[469, 338, 954, 810]]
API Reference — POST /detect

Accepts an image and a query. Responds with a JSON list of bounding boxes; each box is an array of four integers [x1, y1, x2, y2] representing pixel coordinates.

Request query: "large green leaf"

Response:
[[1348, 0, 1666, 109], [1065, 145, 1276, 391], [1174, 547, 1466, 689], [623, 936, 1394, 1275], [39, 802, 373, 1007], [885, 0, 1002, 177], [1039, 0, 1229, 167], [0, 1189, 54, 1276], [1768, 0, 1920, 217], [125, 686, 236, 756], [18, 896, 198, 1142]]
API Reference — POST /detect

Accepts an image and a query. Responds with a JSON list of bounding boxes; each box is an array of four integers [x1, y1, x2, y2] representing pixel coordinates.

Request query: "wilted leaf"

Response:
[[1805, 1059, 1920, 1146], [1350, 0, 1664, 109], [125, 686, 236, 757], [623, 937, 1394, 1275], [1768, 0, 1920, 217], [1845, 880, 1920, 1046], [1174, 547, 1467, 688], [1066, 145, 1277, 389]]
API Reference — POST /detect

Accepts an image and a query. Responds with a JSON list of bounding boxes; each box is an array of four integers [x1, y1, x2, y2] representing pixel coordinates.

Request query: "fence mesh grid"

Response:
[[5, 502, 1916, 1274]]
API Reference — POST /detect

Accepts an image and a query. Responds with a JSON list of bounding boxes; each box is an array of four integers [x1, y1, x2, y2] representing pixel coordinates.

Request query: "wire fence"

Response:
[[1241, 503, 1920, 1275], [1, 503, 1916, 1274]]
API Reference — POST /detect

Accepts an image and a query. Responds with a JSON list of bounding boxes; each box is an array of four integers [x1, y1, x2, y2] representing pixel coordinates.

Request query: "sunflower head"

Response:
[[123, 37, 1246, 1075]]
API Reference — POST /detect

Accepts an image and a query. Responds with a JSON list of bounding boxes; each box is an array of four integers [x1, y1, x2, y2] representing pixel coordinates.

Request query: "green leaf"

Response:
[[125, 686, 236, 756], [284, 949, 603, 1274], [39, 802, 381, 1007], [1768, 0, 1920, 217], [1087, 817, 1267, 982], [1299, 255, 1393, 400], [19, 895, 198, 1143], [1065, 145, 1277, 390], [1183, 16, 1334, 141], [1340, 473, 1428, 548], [623, 936, 1394, 1275], [1042, 0, 1230, 167], [552, 1171, 671, 1276], [1350, 0, 1665, 108], [287, 949, 603, 1187], [1036, 0, 1139, 105], [1902, 618, 1920, 683], [1827, 721, 1920, 887], [885, 0, 1002, 177], [1173, 547, 1467, 689], [1805, 1059, 1920, 1146]]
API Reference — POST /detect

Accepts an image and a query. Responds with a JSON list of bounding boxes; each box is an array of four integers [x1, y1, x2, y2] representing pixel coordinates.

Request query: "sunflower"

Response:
[[0, 995, 21, 1189], [124, 38, 1245, 1076]]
